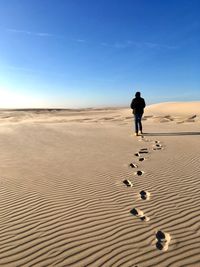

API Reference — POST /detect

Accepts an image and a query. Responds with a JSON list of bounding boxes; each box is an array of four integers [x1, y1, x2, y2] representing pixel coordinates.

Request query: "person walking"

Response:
[[130, 92, 146, 136]]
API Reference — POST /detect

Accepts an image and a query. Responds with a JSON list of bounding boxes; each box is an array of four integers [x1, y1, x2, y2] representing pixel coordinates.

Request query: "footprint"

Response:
[[140, 190, 150, 200], [138, 157, 145, 162], [139, 150, 149, 154], [123, 179, 133, 187], [140, 216, 150, 222], [155, 230, 171, 251], [136, 170, 144, 176], [139, 148, 149, 154], [130, 208, 144, 217], [129, 163, 138, 168], [138, 136, 145, 141], [153, 143, 163, 150], [135, 152, 148, 157], [156, 242, 169, 251], [155, 144, 162, 148], [153, 147, 162, 151], [130, 208, 150, 221], [156, 231, 171, 242], [139, 136, 151, 142]]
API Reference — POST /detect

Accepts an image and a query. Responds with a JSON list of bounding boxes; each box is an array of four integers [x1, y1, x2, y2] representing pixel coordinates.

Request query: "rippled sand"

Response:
[[0, 102, 200, 266]]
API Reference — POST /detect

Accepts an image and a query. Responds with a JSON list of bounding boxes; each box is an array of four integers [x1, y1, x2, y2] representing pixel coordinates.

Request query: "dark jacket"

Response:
[[130, 97, 146, 114]]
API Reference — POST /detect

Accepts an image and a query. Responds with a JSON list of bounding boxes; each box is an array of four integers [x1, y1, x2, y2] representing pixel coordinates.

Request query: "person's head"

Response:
[[135, 91, 141, 98]]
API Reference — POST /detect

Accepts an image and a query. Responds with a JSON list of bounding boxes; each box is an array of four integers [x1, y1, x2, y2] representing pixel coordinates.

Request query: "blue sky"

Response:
[[0, 0, 199, 108]]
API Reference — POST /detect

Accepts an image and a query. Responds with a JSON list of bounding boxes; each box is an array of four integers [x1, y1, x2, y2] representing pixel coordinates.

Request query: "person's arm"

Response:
[[130, 99, 135, 109], [143, 99, 146, 108]]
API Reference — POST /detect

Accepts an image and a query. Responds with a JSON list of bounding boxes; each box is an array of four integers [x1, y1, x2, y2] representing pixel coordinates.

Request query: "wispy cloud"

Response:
[[143, 42, 178, 50], [6, 28, 58, 38], [101, 40, 178, 50], [6, 28, 178, 49], [6, 28, 88, 44], [75, 39, 86, 43]]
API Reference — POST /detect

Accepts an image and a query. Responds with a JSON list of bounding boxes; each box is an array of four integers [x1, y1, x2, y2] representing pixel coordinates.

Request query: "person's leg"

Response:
[[134, 114, 139, 134], [138, 114, 143, 133]]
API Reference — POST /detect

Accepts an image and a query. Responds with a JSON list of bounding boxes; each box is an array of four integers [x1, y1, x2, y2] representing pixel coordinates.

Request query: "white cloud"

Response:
[[6, 28, 88, 45], [6, 28, 56, 38], [101, 40, 178, 50]]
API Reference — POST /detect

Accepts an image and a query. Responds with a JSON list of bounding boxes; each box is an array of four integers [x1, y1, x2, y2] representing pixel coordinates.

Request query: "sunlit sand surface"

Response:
[[0, 102, 200, 266]]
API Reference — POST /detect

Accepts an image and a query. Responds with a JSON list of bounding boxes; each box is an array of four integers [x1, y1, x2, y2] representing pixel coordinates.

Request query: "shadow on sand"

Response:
[[144, 132, 200, 137]]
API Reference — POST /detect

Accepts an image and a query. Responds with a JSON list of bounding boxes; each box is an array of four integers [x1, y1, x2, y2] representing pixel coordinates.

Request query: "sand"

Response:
[[0, 102, 200, 266]]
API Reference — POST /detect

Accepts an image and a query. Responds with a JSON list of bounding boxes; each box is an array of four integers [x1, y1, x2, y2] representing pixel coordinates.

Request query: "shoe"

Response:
[[139, 131, 143, 135], [134, 133, 139, 136]]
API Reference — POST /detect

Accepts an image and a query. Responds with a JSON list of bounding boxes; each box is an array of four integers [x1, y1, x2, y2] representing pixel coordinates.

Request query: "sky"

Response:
[[0, 0, 200, 108]]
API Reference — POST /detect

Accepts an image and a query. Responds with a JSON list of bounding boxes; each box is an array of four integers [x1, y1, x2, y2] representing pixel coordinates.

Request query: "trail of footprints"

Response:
[[123, 137, 171, 251]]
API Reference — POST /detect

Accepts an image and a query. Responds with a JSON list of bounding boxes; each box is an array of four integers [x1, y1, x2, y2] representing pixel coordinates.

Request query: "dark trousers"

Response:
[[134, 114, 143, 133]]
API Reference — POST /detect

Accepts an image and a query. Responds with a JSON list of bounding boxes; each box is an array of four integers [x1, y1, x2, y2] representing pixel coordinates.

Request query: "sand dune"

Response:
[[146, 101, 200, 115], [146, 101, 200, 119], [0, 102, 200, 266]]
